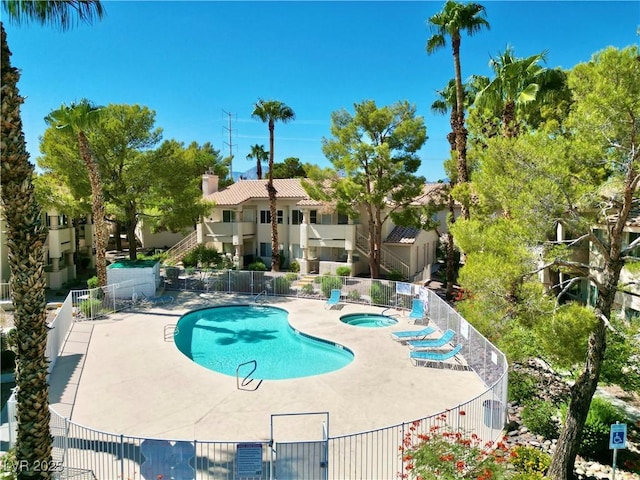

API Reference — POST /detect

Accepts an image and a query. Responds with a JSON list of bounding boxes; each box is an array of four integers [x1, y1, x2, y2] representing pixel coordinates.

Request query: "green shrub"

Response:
[[511, 473, 548, 480], [577, 397, 626, 462], [510, 445, 551, 475], [183, 245, 222, 268], [273, 276, 292, 294], [301, 283, 314, 295], [289, 260, 300, 273], [347, 290, 361, 302], [86, 276, 99, 289], [370, 281, 393, 305], [521, 399, 560, 440], [336, 266, 351, 277], [248, 260, 267, 271], [508, 370, 538, 404], [137, 251, 168, 262], [386, 269, 404, 281], [79, 298, 102, 318], [285, 273, 298, 282], [320, 275, 343, 298]]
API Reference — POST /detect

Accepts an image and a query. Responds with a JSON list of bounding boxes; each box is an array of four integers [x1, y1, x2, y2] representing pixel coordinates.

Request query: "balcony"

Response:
[[47, 227, 74, 258], [302, 224, 355, 249], [202, 221, 256, 245]]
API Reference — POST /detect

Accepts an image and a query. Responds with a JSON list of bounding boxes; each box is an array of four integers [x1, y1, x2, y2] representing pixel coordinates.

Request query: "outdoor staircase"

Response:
[[355, 232, 410, 279], [165, 231, 198, 264]]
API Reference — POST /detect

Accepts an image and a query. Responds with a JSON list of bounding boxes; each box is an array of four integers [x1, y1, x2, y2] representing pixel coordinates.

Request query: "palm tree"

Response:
[[474, 46, 549, 138], [427, 0, 489, 220], [45, 99, 108, 287], [251, 99, 295, 271], [0, 2, 104, 477], [246, 144, 269, 180]]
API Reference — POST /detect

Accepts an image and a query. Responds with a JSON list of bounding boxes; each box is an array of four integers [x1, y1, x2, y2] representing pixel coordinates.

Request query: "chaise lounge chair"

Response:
[[409, 344, 468, 370], [407, 329, 456, 350], [325, 289, 341, 309], [408, 298, 427, 323], [137, 292, 174, 305], [390, 325, 436, 342]]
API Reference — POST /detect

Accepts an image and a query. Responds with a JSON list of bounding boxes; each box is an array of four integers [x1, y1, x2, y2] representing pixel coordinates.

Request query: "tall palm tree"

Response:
[[0, 2, 104, 477], [427, 0, 489, 220], [251, 99, 295, 271], [45, 99, 108, 287], [246, 144, 269, 180], [474, 46, 549, 138]]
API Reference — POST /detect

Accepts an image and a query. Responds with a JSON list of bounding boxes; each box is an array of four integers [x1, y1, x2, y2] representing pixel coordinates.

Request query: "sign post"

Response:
[[609, 422, 627, 480]]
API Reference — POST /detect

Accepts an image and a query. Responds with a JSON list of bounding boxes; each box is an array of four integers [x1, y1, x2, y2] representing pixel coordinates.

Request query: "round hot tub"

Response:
[[340, 313, 398, 328]]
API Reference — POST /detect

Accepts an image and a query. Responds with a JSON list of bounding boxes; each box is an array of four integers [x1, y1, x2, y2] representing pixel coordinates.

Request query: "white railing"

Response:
[[164, 230, 198, 264], [356, 231, 410, 279]]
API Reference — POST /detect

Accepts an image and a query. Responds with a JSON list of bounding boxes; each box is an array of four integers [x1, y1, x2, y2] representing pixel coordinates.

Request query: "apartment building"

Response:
[[198, 173, 447, 280]]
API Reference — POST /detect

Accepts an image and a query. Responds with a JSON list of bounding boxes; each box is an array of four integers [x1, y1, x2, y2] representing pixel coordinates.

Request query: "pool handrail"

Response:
[[236, 359, 263, 391]]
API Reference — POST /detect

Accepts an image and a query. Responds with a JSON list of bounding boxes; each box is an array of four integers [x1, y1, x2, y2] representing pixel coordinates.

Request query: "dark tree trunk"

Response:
[[1, 23, 54, 479], [548, 168, 632, 478], [502, 100, 518, 138], [114, 221, 122, 251], [445, 188, 457, 300], [452, 33, 470, 221], [77, 131, 107, 286]]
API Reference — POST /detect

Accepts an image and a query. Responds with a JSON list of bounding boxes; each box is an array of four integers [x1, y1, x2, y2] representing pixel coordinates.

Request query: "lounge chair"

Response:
[[325, 289, 341, 309], [390, 325, 436, 342], [408, 298, 427, 322], [137, 292, 174, 305], [409, 344, 468, 370], [407, 329, 456, 350]]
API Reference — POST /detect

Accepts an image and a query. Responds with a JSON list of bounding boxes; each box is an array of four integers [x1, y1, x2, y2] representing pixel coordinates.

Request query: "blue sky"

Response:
[[3, 1, 639, 182]]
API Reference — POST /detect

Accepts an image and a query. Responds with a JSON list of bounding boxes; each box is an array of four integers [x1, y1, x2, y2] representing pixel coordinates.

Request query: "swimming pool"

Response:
[[340, 313, 399, 328], [174, 305, 353, 380]]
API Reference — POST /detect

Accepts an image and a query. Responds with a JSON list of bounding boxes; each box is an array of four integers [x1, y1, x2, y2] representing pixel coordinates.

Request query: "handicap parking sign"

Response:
[[609, 423, 627, 449]]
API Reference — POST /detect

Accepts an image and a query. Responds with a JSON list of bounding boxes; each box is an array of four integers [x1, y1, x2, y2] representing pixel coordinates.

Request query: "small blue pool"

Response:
[[340, 313, 398, 328], [174, 305, 353, 380]]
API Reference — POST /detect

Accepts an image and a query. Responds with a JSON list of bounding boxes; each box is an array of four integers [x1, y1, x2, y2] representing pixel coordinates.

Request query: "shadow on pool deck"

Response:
[[47, 292, 487, 442]]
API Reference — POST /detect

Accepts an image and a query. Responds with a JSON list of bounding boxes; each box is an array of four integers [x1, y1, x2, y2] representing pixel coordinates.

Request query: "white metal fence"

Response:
[[6, 270, 508, 480]]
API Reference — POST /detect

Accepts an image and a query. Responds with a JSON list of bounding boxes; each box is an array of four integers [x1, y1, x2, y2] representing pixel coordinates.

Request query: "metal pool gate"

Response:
[[270, 412, 329, 480]]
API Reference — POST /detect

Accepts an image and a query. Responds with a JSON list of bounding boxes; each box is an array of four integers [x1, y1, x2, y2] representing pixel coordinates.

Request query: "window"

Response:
[[291, 244, 302, 260], [309, 210, 317, 224], [291, 210, 303, 225], [321, 214, 332, 225], [259, 242, 272, 257], [277, 210, 284, 224], [628, 232, 640, 258], [260, 210, 271, 224], [222, 210, 236, 223], [338, 213, 349, 225]]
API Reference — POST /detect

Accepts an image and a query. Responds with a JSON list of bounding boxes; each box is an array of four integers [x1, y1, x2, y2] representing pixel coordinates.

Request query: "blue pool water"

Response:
[[174, 305, 353, 380], [340, 313, 398, 328]]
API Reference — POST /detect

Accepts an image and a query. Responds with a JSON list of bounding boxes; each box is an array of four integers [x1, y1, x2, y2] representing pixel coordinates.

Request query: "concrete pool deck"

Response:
[[47, 292, 487, 442]]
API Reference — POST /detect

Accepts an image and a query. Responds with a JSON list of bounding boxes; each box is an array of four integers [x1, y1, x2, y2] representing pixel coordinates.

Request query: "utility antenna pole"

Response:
[[222, 110, 237, 178]]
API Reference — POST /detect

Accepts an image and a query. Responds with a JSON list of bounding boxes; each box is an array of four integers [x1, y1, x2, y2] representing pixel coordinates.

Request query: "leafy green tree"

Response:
[[39, 104, 224, 260], [1, 2, 104, 477], [453, 46, 640, 480], [427, 0, 489, 220], [45, 99, 109, 285], [251, 99, 296, 272], [246, 144, 268, 180], [272, 157, 307, 179], [304, 100, 429, 279]]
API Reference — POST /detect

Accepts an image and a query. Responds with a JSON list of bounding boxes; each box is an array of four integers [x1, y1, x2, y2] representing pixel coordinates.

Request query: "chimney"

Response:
[[202, 170, 219, 197]]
